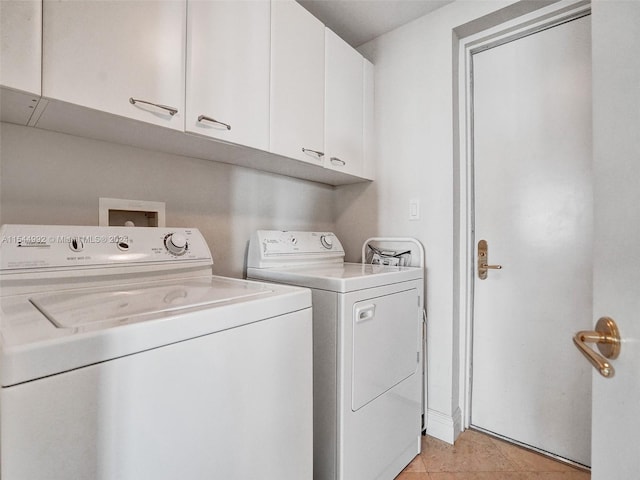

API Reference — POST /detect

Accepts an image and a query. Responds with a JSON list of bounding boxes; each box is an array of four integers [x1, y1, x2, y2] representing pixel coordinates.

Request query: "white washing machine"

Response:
[[0, 225, 313, 480], [247, 230, 424, 480]]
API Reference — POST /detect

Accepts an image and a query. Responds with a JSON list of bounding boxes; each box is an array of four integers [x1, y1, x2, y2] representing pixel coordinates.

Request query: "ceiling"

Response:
[[298, 0, 455, 48]]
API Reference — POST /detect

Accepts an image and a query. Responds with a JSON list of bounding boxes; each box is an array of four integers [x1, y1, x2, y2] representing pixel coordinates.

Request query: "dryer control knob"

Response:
[[165, 233, 188, 256], [69, 237, 84, 252], [320, 235, 333, 249]]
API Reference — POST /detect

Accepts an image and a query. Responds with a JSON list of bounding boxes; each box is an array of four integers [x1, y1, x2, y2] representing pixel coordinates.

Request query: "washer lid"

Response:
[[247, 262, 423, 293], [1, 275, 311, 387], [30, 277, 270, 330]]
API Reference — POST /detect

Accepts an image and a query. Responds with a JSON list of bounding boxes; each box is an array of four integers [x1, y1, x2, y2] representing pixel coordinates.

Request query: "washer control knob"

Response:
[[69, 237, 84, 252], [320, 235, 333, 250], [164, 233, 188, 256]]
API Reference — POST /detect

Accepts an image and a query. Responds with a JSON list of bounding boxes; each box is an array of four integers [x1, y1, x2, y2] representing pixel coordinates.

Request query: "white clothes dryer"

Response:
[[247, 230, 425, 480], [0, 225, 312, 480]]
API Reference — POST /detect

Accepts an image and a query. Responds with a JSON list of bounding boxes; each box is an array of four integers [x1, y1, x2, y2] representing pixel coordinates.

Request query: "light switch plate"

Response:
[[409, 199, 420, 221]]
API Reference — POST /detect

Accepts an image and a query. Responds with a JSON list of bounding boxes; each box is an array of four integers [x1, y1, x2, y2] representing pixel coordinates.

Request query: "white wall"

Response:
[[0, 123, 335, 277], [335, 0, 520, 443]]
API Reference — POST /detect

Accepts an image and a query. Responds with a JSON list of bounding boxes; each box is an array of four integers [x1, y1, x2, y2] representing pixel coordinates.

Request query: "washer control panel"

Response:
[[0, 225, 212, 272], [247, 230, 345, 268]]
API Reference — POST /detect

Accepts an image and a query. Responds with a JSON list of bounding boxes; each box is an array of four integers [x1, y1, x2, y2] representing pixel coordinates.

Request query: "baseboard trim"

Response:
[[425, 407, 463, 444]]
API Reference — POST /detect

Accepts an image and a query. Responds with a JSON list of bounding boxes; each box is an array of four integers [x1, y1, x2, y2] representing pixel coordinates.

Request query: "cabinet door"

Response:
[[270, 0, 325, 165], [186, 0, 270, 150], [42, 0, 186, 130], [1, 0, 41, 95], [324, 29, 364, 177], [363, 59, 375, 180], [0, 0, 42, 125]]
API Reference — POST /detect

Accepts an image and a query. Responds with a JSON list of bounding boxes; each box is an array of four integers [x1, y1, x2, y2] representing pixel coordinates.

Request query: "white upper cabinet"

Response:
[[42, 0, 186, 130], [185, 0, 270, 150], [363, 59, 375, 180], [1, 0, 41, 94], [270, 0, 325, 165], [324, 29, 364, 177], [22, 0, 371, 185], [0, 0, 42, 125]]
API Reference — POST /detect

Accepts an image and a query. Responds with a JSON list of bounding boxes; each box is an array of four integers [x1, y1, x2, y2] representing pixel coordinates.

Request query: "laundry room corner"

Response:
[[0, 123, 336, 278], [335, 0, 519, 445]]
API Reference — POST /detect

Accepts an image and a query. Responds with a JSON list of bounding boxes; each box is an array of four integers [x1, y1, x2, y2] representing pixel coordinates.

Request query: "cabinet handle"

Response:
[[330, 157, 346, 166], [197, 115, 231, 131], [129, 97, 178, 116], [302, 147, 324, 158]]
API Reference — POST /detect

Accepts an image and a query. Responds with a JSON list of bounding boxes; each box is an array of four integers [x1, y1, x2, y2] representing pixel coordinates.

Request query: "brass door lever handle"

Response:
[[477, 240, 502, 280], [480, 263, 502, 270], [573, 316, 621, 378]]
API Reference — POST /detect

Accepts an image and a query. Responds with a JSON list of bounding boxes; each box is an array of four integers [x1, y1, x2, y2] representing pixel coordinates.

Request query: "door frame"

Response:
[[454, 0, 592, 431]]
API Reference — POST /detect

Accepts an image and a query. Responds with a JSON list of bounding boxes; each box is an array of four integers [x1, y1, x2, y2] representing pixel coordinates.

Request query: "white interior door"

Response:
[[471, 15, 592, 466], [589, 1, 640, 478]]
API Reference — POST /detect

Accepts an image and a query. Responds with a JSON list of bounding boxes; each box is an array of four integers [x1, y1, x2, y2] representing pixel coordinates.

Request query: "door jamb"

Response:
[[455, 0, 592, 430]]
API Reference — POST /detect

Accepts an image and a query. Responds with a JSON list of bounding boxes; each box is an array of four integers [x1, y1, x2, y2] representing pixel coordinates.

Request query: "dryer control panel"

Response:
[[248, 230, 345, 268], [0, 225, 212, 273]]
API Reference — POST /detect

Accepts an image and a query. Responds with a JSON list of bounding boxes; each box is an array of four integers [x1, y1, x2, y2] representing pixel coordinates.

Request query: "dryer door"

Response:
[[351, 288, 418, 411]]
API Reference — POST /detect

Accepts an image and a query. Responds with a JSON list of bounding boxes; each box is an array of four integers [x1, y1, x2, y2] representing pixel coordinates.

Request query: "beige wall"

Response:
[[0, 123, 335, 277]]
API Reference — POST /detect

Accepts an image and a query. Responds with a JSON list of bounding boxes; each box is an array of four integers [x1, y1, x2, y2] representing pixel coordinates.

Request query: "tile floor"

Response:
[[396, 429, 590, 480]]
